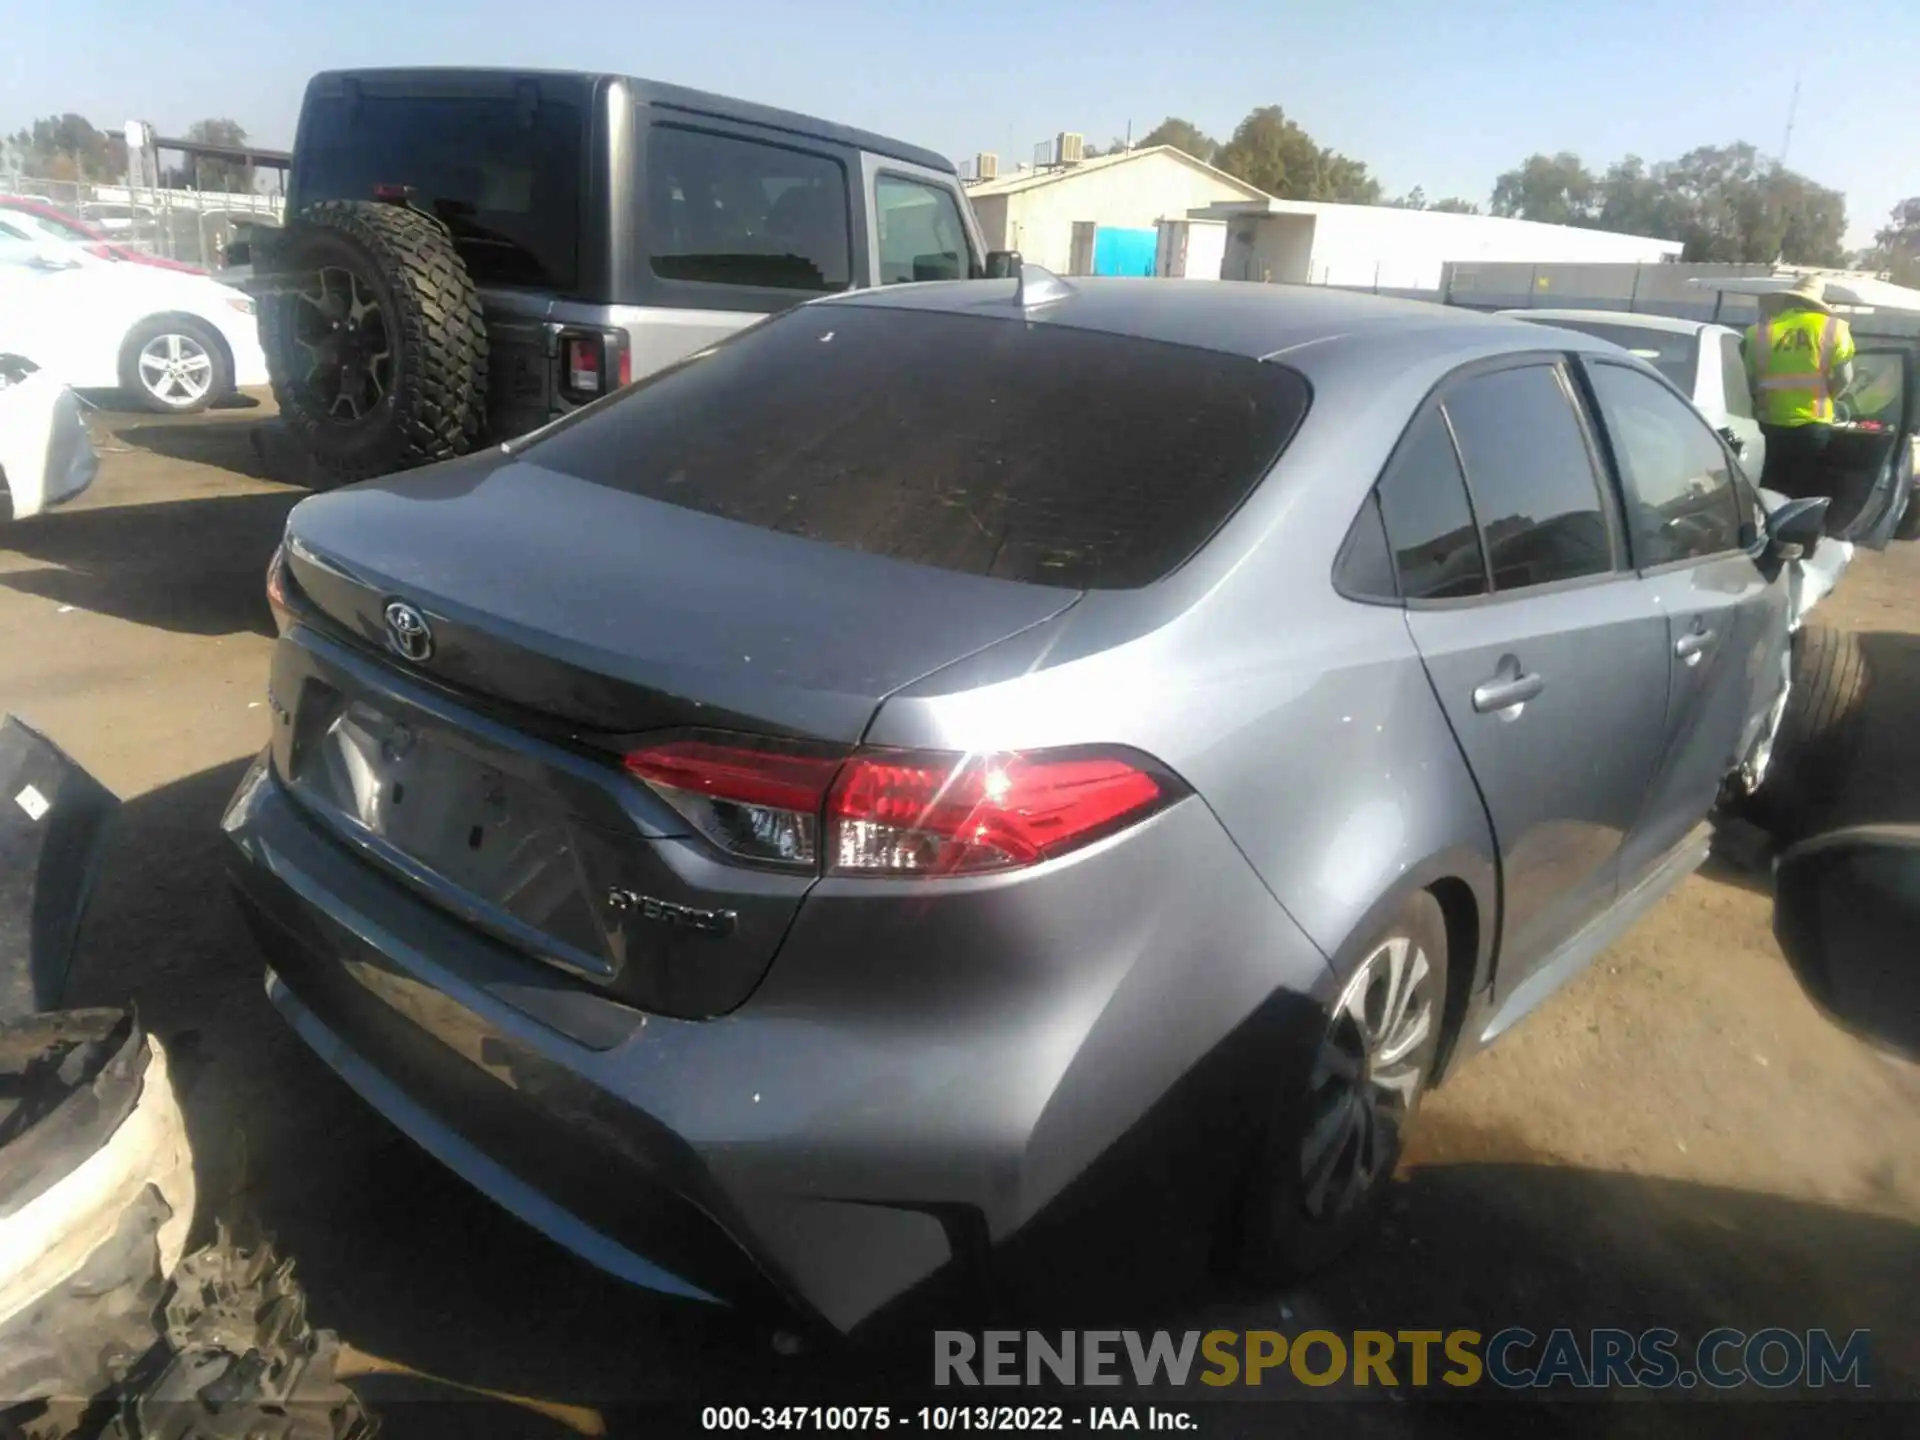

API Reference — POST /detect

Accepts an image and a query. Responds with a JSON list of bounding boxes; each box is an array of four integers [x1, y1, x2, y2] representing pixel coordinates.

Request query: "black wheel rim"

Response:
[[1297, 936, 1435, 1224], [290, 265, 392, 422]]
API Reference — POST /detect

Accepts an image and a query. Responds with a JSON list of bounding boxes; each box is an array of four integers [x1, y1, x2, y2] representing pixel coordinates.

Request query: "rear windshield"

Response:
[[523, 305, 1310, 589], [296, 94, 583, 291], [1543, 320, 1698, 389]]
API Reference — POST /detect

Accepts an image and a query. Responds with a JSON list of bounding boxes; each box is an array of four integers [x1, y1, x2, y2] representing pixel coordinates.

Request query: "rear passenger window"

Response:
[[1376, 407, 1489, 600], [1587, 362, 1742, 565], [1443, 365, 1613, 591], [1335, 492, 1399, 601], [876, 175, 971, 283], [1719, 334, 1754, 420], [646, 127, 851, 292]]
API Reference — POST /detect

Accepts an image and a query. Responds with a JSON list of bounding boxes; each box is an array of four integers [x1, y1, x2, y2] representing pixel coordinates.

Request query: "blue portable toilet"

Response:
[[1091, 227, 1158, 277]]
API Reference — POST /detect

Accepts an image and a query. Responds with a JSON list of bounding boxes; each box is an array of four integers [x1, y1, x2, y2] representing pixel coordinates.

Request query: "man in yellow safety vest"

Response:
[[1742, 274, 1856, 498]]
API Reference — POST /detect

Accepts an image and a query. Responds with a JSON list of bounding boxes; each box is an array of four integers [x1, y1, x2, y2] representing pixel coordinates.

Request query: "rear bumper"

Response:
[[223, 750, 1331, 1332]]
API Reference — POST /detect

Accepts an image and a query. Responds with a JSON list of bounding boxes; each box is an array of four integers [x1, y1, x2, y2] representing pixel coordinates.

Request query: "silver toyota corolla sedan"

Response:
[[224, 275, 1802, 1335]]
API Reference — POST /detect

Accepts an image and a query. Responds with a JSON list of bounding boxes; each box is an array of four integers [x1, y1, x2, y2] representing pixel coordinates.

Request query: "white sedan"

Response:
[[0, 242, 267, 413], [0, 354, 96, 520], [1503, 309, 1766, 477]]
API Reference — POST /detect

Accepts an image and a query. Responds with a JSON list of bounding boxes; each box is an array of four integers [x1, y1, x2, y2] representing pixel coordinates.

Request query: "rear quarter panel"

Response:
[[871, 331, 1514, 1002]]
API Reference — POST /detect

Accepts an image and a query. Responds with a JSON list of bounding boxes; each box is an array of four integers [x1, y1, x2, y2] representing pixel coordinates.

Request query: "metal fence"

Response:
[[0, 177, 284, 271]]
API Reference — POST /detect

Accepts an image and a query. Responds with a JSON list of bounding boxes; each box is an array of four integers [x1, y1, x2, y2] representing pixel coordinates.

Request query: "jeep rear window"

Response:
[[522, 305, 1310, 589], [296, 95, 583, 291]]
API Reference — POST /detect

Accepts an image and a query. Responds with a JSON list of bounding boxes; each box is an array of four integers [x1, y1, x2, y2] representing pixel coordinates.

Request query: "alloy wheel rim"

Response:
[[138, 333, 213, 407], [290, 265, 392, 422], [1297, 935, 1435, 1224]]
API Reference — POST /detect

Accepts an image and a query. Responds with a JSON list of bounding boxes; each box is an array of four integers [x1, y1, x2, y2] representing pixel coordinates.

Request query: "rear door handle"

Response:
[[1676, 628, 1717, 663], [1472, 671, 1545, 714]]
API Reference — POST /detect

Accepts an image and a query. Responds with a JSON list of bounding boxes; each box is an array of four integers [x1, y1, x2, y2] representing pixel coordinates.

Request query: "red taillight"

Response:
[[828, 751, 1166, 874], [621, 733, 1175, 875], [616, 346, 632, 388], [564, 336, 603, 396]]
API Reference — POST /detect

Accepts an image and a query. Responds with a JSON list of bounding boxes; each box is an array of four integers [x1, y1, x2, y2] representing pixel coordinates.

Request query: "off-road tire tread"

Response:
[[260, 200, 487, 485]]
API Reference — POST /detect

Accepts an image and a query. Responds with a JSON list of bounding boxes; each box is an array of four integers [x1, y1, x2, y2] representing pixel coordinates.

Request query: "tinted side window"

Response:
[[876, 176, 971, 284], [647, 127, 851, 292], [1587, 362, 1741, 565], [1443, 365, 1613, 591], [1718, 334, 1754, 419], [1376, 407, 1489, 600], [1335, 493, 1399, 601]]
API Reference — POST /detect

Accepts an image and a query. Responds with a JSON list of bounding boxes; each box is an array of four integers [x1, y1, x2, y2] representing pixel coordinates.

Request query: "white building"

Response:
[[1189, 197, 1684, 294], [966, 147, 1268, 275]]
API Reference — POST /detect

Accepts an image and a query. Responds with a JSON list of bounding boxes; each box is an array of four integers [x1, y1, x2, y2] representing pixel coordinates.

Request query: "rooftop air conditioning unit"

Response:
[[976, 152, 999, 181], [1057, 132, 1085, 165]]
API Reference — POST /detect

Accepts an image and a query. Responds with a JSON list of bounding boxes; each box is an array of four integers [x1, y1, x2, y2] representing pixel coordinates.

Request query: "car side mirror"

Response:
[[1767, 495, 1830, 558], [983, 250, 1022, 280], [1773, 827, 1920, 1061]]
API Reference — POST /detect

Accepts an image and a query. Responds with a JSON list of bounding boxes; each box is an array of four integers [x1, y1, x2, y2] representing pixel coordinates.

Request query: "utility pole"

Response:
[[1779, 56, 1804, 166]]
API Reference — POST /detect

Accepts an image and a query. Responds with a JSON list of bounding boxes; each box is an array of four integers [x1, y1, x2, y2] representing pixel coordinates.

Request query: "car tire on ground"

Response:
[[259, 200, 488, 487], [1235, 889, 1448, 1281], [1894, 486, 1920, 542], [117, 315, 232, 415], [1744, 625, 1868, 841]]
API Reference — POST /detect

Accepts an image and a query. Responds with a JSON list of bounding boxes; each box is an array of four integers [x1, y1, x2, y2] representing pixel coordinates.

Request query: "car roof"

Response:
[[305, 69, 955, 175], [821, 277, 1604, 367], [1502, 308, 1716, 336]]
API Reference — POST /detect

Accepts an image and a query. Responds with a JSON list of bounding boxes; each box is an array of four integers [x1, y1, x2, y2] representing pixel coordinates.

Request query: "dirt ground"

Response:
[[4, 396, 1917, 1434]]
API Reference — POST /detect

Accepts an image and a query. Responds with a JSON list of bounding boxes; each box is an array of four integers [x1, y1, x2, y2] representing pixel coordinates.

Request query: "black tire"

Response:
[[117, 314, 232, 415], [1895, 487, 1920, 542], [259, 200, 487, 486], [1745, 625, 1868, 841], [1236, 890, 1448, 1281]]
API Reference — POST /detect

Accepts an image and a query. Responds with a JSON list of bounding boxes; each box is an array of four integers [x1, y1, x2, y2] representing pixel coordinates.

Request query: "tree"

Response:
[[1491, 141, 1846, 264], [1649, 143, 1845, 265], [1863, 197, 1920, 284], [1137, 117, 1217, 164], [163, 118, 254, 192], [1387, 186, 1428, 209], [1213, 105, 1380, 203], [1490, 152, 1597, 225], [1430, 197, 1481, 214], [9, 113, 124, 182]]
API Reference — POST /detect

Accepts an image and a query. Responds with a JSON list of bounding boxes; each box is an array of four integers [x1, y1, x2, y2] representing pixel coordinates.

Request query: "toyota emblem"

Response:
[[383, 601, 434, 662]]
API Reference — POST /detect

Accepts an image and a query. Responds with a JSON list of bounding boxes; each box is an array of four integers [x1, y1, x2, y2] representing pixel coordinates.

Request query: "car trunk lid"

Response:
[[283, 452, 1079, 744], [274, 456, 1076, 1016]]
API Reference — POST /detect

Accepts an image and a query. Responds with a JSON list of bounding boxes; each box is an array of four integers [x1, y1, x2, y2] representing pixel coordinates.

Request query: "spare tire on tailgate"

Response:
[[259, 200, 488, 486]]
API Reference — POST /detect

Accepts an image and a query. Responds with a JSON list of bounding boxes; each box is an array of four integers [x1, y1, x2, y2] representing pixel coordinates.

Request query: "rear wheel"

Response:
[[1237, 890, 1448, 1279], [117, 315, 230, 414]]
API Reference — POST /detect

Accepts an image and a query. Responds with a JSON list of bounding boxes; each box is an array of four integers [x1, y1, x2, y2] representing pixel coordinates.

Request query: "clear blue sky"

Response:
[[4, 0, 1914, 247]]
